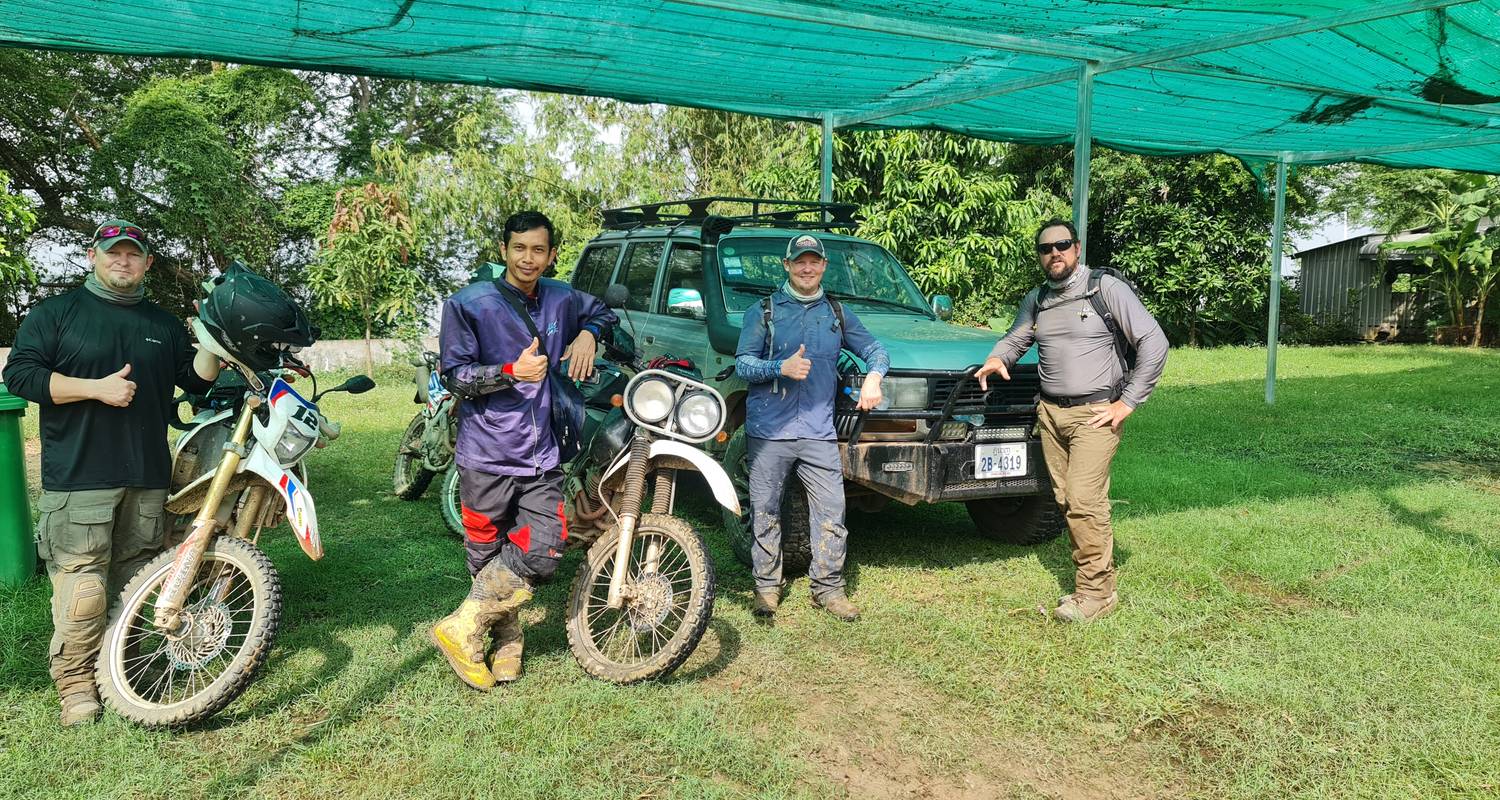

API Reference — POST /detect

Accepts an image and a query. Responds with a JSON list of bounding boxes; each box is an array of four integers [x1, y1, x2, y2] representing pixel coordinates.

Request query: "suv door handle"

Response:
[[643, 335, 655, 345]]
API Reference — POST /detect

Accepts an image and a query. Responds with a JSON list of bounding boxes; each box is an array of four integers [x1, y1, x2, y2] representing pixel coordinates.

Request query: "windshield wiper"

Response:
[[827, 292, 927, 314]]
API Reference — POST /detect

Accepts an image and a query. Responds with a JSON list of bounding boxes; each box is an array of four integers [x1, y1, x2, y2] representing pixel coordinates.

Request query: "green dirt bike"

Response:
[[393, 351, 463, 536]]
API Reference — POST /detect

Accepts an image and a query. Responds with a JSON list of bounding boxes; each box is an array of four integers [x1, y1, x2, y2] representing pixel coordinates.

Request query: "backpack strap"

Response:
[[760, 295, 774, 357], [827, 296, 846, 335], [1086, 269, 1131, 377]]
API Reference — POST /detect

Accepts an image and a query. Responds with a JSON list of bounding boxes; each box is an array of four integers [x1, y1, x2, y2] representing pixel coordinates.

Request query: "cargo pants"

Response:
[[1035, 401, 1122, 599], [747, 437, 849, 599], [34, 488, 169, 695]]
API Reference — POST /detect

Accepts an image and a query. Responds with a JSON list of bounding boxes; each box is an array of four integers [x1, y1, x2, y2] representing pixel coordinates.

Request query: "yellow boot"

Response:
[[486, 611, 525, 683], [430, 599, 497, 691]]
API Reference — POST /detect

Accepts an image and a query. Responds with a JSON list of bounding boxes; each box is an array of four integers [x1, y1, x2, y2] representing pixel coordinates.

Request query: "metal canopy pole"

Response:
[[820, 113, 834, 205], [1072, 63, 1095, 264], [1265, 154, 1290, 405]]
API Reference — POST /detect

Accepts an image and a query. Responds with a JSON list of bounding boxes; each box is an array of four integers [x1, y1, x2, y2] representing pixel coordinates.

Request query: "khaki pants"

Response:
[[34, 488, 168, 695], [1036, 401, 1122, 599]]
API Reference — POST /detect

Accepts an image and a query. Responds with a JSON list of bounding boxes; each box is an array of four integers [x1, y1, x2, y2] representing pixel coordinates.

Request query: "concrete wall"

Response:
[[0, 338, 439, 376]]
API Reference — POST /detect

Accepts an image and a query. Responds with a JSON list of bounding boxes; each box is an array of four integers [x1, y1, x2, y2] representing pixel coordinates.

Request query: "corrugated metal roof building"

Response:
[[1294, 232, 1434, 341]]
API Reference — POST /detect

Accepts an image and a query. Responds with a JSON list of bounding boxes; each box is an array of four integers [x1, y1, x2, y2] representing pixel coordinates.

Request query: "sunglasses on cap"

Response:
[[1035, 238, 1077, 255], [94, 224, 146, 242]]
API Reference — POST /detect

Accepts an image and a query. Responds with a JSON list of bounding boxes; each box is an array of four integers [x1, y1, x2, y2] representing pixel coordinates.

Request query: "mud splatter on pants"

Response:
[[746, 437, 848, 598]]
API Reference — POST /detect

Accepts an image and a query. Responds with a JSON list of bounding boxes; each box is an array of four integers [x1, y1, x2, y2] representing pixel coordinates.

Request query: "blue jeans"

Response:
[[747, 437, 848, 597]]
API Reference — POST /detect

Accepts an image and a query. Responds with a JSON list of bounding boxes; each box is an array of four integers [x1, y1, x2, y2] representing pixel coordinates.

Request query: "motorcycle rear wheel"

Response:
[[96, 537, 282, 727], [440, 467, 464, 537], [565, 513, 715, 684], [394, 413, 437, 500]]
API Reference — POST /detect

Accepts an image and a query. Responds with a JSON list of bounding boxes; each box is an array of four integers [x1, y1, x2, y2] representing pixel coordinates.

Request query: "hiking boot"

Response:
[[1052, 592, 1119, 623], [430, 599, 497, 691], [485, 611, 525, 683], [60, 689, 101, 727], [751, 588, 780, 617], [812, 591, 860, 622]]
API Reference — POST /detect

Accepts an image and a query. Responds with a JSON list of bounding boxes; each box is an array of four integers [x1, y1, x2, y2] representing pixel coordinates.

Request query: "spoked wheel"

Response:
[[96, 537, 282, 727], [566, 513, 715, 684], [394, 413, 436, 500], [440, 467, 464, 537]]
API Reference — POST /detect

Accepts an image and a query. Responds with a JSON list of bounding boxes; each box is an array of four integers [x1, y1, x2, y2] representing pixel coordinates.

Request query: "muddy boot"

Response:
[[752, 588, 780, 617], [1052, 592, 1119, 623], [430, 599, 498, 691], [485, 611, 525, 683], [59, 684, 101, 727], [812, 590, 860, 622]]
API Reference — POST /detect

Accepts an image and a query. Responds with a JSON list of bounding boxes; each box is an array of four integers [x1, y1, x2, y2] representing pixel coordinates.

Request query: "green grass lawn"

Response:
[[2, 345, 1498, 799]]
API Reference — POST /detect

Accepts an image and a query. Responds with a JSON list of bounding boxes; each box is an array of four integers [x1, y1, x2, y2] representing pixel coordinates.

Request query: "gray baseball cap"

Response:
[[784, 233, 826, 260]]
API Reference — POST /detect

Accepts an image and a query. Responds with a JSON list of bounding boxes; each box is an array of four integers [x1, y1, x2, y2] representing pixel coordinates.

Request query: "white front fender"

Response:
[[599, 440, 741, 517], [243, 448, 323, 560]]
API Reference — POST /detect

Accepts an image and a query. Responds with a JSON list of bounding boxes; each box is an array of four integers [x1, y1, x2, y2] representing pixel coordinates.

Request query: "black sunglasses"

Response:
[[1035, 239, 1077, 255]]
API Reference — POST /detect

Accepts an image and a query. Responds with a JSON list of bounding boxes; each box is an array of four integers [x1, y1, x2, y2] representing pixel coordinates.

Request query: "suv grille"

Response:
[[930, 364, 1039, 411]]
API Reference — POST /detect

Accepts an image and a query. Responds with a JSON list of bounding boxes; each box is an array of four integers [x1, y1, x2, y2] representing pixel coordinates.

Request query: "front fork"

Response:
[[152, 398, 259, 633], [605, 434, 675, 608]]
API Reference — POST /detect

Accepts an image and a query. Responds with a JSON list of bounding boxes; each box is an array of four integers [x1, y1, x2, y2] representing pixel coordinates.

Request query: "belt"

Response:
[[1039, 389, 1118, 408]]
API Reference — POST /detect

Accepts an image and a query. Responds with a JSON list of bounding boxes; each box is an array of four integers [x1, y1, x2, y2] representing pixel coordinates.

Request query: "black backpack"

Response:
[[1037, 267, 1139, 374]]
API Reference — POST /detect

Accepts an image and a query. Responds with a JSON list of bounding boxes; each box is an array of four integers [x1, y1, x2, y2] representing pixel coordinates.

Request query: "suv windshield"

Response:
[[717, 236, 930, 315]]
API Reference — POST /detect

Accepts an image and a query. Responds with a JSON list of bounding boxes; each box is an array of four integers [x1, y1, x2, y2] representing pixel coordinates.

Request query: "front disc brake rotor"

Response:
[[166, 601, 234, 670], [625, 573, 675, 633]]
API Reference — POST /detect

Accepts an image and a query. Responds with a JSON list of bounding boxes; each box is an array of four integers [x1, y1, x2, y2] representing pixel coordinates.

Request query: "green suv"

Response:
[[569, 198, 1061, 572]]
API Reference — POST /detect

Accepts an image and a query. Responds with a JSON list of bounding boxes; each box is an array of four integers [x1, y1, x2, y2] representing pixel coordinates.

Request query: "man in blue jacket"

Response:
[[431, 211, 616, 689], [735, 234, 888, 621]]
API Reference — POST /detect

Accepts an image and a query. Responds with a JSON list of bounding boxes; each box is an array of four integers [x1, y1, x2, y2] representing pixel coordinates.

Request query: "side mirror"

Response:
[[666, 287, 706, 320], [315, 375, 376, 402], [930, 294, 954, 321], [603, 283, 630, 309]]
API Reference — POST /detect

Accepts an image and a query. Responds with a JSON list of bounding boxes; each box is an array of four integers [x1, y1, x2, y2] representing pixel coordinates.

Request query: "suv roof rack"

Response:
[[599, 196, 859, 232]]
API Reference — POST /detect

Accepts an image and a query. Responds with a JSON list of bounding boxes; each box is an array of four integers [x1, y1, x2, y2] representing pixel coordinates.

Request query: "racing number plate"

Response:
[[974, 442, 1027, 479]]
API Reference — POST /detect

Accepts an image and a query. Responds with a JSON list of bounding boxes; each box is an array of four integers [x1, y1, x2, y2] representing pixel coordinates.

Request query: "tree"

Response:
[[1384, 175, 1500, 346], [306, 183, 426, 373]]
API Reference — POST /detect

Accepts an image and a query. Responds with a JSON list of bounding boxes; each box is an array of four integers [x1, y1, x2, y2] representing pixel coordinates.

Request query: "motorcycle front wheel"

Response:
[[393, 413, 437, 500], [565, 513, 715, 684], [96, 537, 282, 727]]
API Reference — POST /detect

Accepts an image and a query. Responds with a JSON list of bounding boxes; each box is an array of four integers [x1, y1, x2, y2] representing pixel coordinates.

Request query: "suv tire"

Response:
[[965, 493, 1066, 546], [722, 427, 812, 576]]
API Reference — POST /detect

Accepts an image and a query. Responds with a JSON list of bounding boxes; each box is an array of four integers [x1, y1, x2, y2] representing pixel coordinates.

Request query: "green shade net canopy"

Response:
[[3, 0, 1499, 173]]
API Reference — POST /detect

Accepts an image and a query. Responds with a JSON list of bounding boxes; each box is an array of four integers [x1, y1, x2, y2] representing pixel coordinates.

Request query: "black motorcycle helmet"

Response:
[[198, 261, 318, 372]]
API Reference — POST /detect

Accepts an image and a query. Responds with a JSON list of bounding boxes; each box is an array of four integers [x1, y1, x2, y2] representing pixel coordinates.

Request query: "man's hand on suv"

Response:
[[563, 330, 597, 381], [780, 344, 811, 380], [512, 338, 549, 382], [975, 356, 1010, 390], [856, 372, 883, 411]]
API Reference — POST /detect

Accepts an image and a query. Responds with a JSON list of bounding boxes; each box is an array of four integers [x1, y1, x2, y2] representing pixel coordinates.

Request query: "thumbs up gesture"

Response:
[[96, 363, 137, 407], [780, 344, 812, 381], [512, 337, 549, 382]]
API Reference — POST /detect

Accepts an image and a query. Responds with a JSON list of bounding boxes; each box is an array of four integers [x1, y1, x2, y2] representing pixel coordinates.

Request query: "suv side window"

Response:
[[572, 244, 621, 299], [621, 241, 665, 313], [660, 244, 705, 320]]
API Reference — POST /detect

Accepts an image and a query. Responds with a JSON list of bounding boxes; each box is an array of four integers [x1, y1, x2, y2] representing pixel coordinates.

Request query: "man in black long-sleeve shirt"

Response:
[[2, 219, 221, 726]]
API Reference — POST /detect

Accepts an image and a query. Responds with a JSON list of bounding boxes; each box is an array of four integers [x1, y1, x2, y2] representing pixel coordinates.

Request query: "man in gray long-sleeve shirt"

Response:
[[976, 219, 1167, 623]]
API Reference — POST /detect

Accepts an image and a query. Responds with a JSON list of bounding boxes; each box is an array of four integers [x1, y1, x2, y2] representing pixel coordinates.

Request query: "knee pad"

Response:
[[66, 574, 107, 623]]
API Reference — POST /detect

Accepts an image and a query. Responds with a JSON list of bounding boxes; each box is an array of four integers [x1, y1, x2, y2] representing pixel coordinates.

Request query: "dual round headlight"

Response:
[[626, 379, 723, 439]]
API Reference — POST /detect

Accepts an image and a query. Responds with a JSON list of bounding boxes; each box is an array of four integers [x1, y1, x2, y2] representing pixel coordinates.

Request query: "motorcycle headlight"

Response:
[[627, 378, 675, 424], [884, 377, 929, 409], [274, 427, 318, 466], [675, 391, 722, 439]]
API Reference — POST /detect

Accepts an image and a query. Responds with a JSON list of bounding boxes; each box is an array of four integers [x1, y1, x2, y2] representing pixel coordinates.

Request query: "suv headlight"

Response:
[[675, 391, 722, 438], [274, 426, 318, 466], [627, 378, 674, 423], [883, 377, 929, 409]]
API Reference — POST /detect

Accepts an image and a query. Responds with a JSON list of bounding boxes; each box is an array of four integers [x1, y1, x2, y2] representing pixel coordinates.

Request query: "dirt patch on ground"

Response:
[[1222, 573, 1319, 611], [779, 649, 1174, 800], [1417, 459, 1500, 494]]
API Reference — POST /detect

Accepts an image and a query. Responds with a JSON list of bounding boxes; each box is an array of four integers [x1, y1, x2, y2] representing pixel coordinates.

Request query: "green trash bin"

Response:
[[0, 381, 36, 587]]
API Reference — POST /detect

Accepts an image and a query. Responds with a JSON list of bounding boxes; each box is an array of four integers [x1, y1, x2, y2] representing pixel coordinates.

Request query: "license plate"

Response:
[[974, 442, 1027, 479]]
